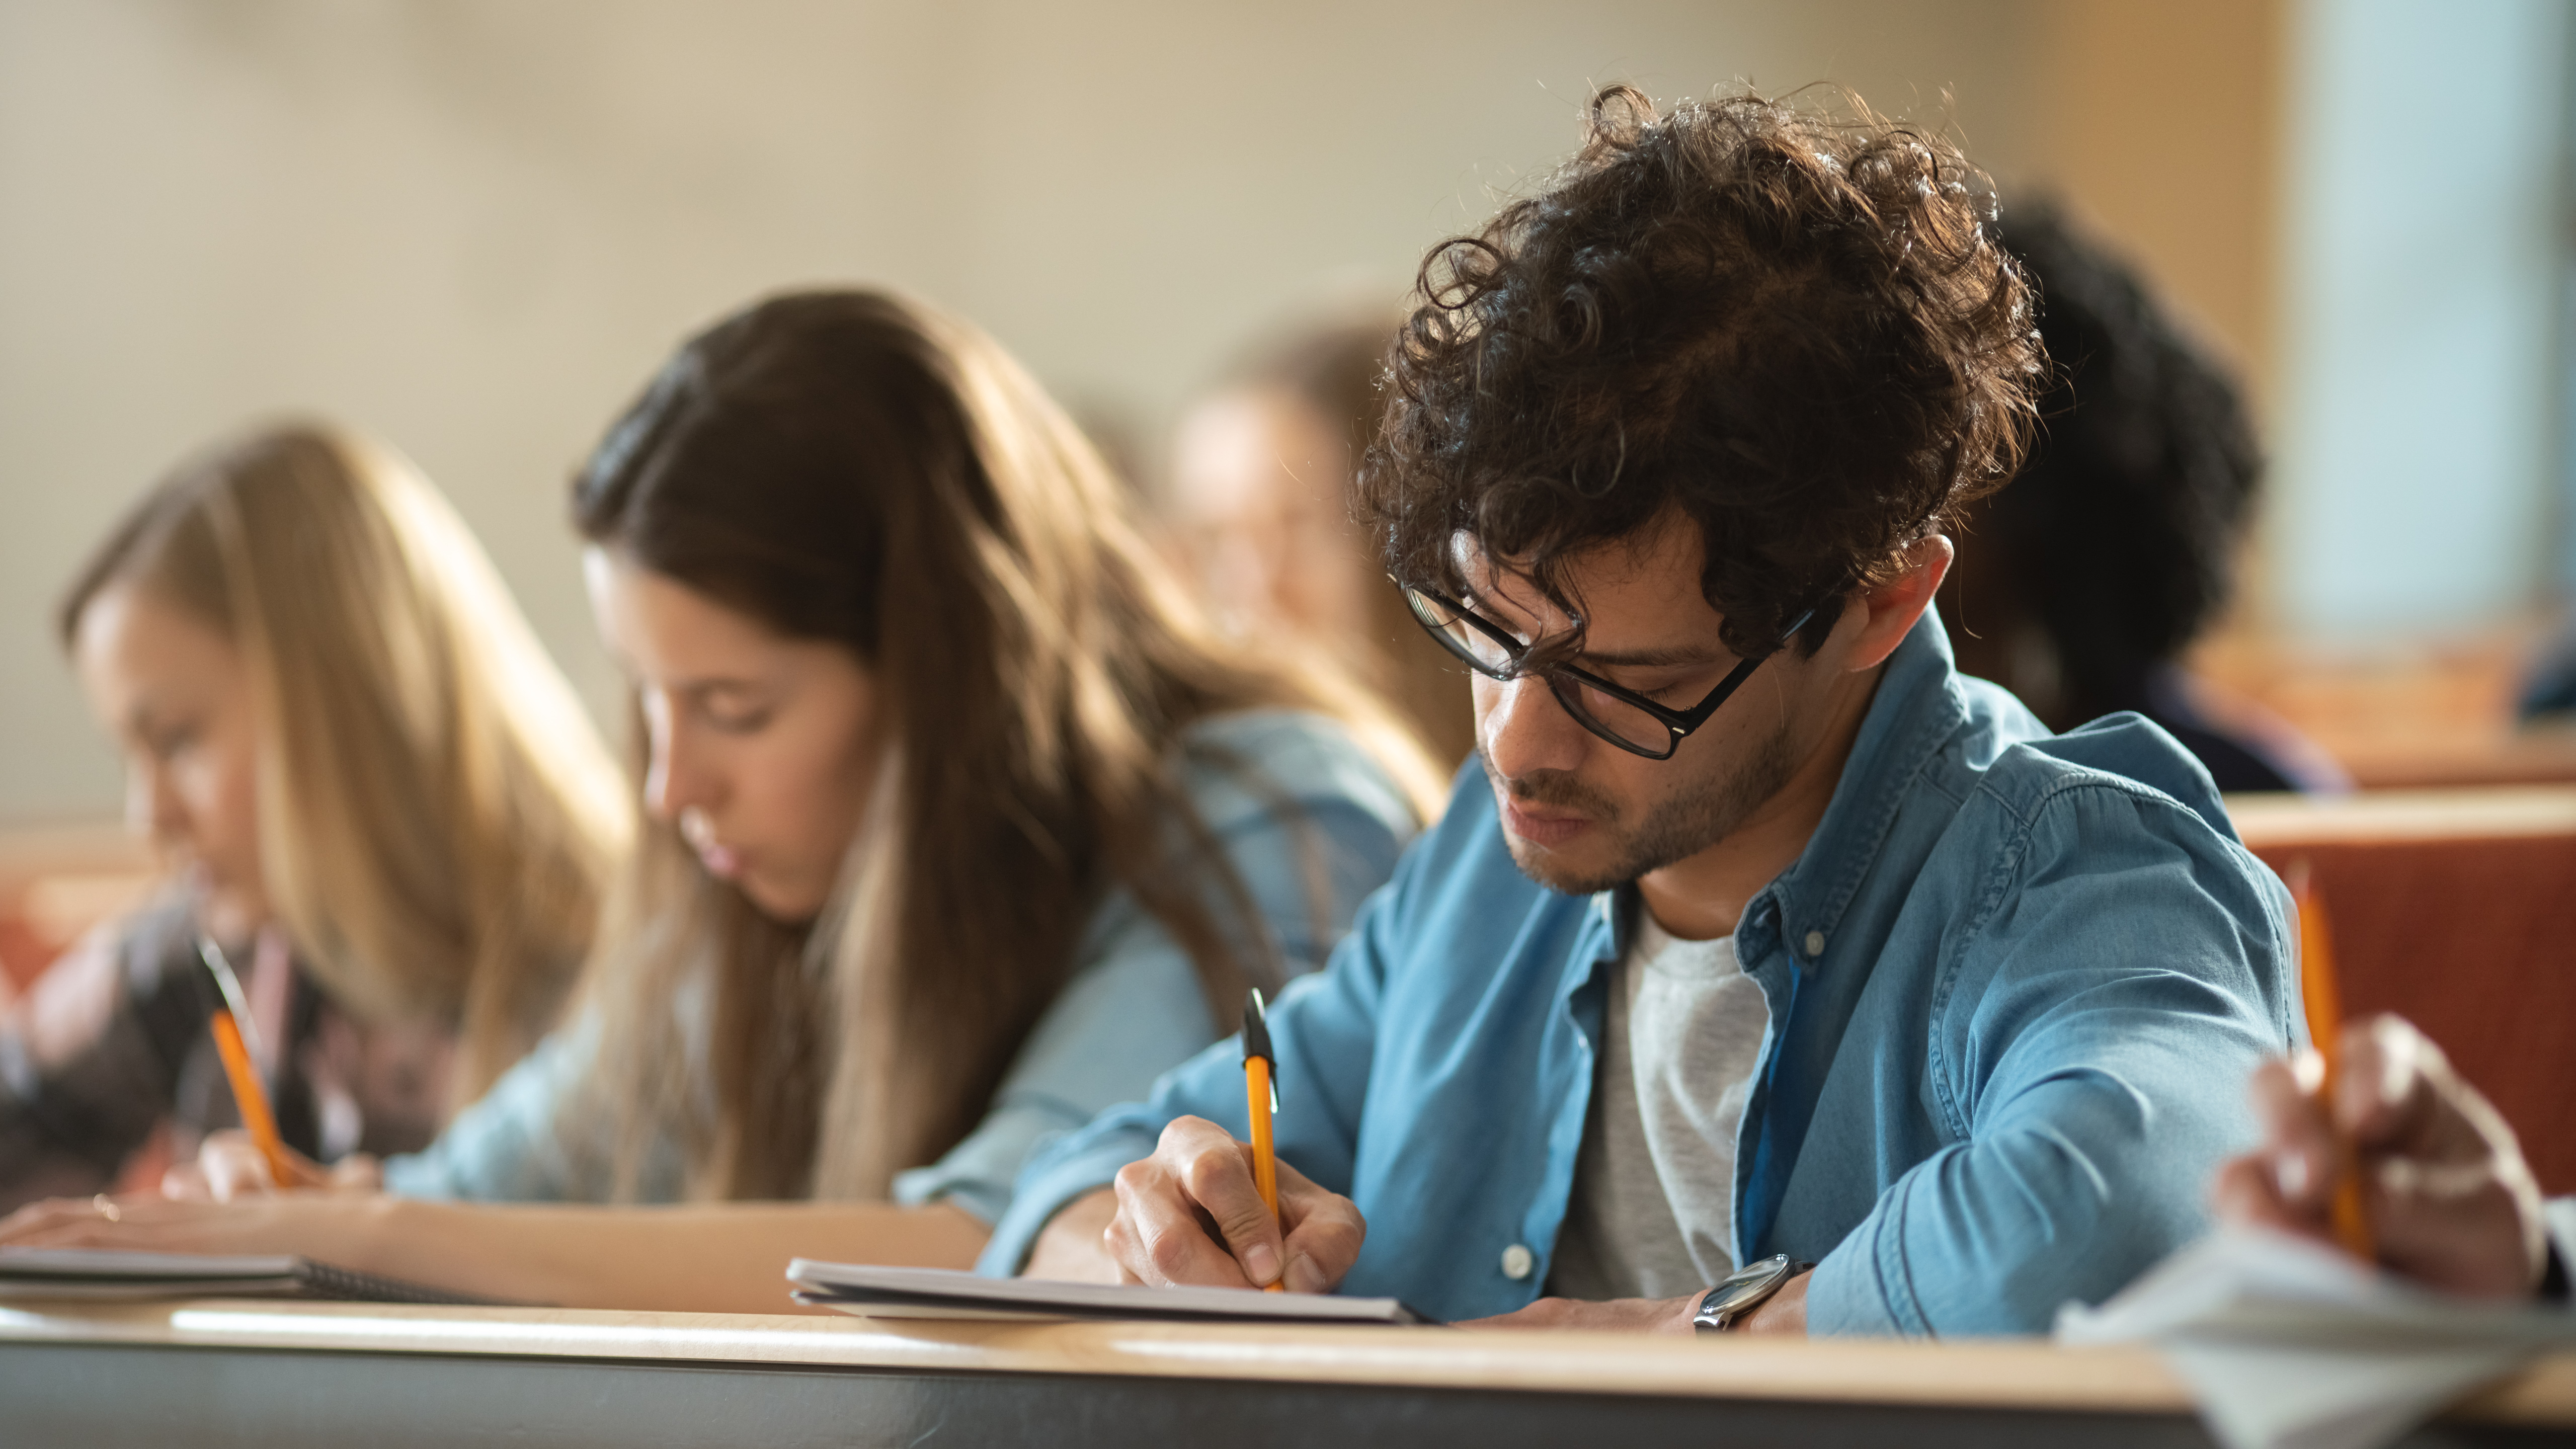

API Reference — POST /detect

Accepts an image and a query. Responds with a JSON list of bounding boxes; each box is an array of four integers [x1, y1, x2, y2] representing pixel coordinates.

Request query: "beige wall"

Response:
[[2022, 0, 2286, 413], [2016, 0, 2289, 629], [0, 0, 2051, 824]]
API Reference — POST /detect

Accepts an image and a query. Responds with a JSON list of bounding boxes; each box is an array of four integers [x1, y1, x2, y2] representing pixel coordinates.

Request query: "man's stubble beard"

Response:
[[1483, 716, 1802, 897]]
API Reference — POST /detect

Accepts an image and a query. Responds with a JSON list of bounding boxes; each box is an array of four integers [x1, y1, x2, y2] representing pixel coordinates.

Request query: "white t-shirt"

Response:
[[1545, 905, 1775, 1301]]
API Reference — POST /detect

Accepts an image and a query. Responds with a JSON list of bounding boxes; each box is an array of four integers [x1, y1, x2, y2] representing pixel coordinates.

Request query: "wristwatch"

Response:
[[1692, 1253, 1816, 1335]]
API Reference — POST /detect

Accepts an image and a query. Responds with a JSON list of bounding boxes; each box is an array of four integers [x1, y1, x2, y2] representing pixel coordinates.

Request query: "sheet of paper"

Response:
[[2056, 1228, 2576, 1449], [786, 1260, 1429, 1325]]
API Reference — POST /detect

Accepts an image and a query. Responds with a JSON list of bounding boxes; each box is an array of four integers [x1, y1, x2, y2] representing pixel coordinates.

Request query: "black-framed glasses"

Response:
[[1402, 583, 1814, 761]]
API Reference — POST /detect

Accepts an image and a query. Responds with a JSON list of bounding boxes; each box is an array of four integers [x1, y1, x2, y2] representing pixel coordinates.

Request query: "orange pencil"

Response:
[[198, 936, 297, 1187], [1242, 988, 1283, 1292], [2286, 862, 2375, 1261]]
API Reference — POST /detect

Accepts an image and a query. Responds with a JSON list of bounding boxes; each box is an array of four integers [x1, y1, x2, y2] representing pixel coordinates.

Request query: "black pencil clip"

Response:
[[1243, 987, 1280, 1113]]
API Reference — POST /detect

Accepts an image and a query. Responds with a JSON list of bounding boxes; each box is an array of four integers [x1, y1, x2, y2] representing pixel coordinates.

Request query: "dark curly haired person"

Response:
[[1944, 202, 2346, 794], [991, 88, 2297, 1337]]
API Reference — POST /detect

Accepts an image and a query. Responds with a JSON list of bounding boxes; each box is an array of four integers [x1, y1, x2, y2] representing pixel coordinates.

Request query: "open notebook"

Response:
[[787, 1260, 1434, 1325], [0, 1247, 513, 1305]]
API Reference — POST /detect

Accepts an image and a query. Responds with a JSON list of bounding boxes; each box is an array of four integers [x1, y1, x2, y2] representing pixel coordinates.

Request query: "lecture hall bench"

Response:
[[2230, 786, 2576, 1197]]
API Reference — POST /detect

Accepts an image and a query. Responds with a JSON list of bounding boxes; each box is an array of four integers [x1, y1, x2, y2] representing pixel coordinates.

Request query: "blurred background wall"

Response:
[[0, 0, 2568, 824]]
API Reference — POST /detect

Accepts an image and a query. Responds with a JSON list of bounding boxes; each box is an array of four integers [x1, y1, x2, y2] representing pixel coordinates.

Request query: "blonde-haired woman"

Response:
[[1, 291, 1436, 1310], [0, 425, 628, 1210]]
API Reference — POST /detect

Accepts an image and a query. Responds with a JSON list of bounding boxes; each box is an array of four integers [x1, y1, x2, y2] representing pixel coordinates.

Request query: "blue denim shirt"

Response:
[[984, 614, 2298, 1334], [382, 709, 1421, 1219]]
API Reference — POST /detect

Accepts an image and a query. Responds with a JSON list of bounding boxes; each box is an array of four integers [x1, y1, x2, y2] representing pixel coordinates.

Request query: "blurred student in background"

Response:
[[1942, 203, 2346, 794], [1168, 308, 1480, 769], [0, 426, 630, 1212], [2214, 1014, 2571, 1305], [1, 289, 1438, 1312]]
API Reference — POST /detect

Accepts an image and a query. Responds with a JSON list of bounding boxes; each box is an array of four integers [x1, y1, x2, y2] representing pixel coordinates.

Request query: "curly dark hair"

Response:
[[1360, 86, 2044, 658], [1978, 200, 2262, 706]]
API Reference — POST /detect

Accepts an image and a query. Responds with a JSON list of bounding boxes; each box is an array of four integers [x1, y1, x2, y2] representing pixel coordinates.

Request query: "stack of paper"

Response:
[[2057, 1228, 2576, 1449], [786, 1260, 1431, 1325], [0, 1247, 509, 1304]]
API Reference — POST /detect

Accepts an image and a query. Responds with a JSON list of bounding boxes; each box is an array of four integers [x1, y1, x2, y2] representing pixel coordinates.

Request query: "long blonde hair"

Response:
[[60, 424, 632, 1103], [572, 290, 1443, 1200]]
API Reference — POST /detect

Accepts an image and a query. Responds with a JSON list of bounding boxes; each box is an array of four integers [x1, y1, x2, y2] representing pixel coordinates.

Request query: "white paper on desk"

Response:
[[2055, 1227, 2576, 1449], [785, 1260, 1430, 1325]]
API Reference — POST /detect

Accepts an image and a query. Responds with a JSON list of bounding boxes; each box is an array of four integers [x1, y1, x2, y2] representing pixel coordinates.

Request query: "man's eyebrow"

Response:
[[1574, 643, 1730, 669]]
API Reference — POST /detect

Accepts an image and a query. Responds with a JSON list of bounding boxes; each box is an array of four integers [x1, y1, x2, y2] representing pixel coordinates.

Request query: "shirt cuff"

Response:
[[974, 1126, 1158, 1277], [1799, 1239, 1908, 1337], [890, 1165, 1008, 1228]]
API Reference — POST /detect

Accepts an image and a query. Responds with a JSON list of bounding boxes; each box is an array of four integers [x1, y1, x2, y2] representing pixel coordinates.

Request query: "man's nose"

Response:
[[1478, 673, 1591, 781]]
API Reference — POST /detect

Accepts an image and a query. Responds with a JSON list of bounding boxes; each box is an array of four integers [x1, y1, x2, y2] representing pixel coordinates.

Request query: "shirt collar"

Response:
[[1752, 607, 1968, 967]]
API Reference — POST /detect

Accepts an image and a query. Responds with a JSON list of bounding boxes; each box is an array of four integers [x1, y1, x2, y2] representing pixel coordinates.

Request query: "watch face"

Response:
[[1700, 1255, 1792, 1320], [1702, 1279, 1764, 1315]]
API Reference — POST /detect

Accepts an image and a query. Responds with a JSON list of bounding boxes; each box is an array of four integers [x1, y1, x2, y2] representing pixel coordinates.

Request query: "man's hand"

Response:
[[1460, 1272, 1810, 1335], [2212, 1013, 2546, 1299], [1023, 1188, 1123, 1283], [1062, 1115, 1365, 1293]]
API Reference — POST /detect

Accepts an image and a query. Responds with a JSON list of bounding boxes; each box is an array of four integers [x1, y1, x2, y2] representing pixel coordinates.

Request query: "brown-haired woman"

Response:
[[0, 290, 1440, 1311], [0, 426, 629, 1212]]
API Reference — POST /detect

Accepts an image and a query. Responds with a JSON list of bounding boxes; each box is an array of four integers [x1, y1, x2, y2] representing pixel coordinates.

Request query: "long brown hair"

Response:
[[572, 289, 1440, 1200], [58, 424, 631, 1104]]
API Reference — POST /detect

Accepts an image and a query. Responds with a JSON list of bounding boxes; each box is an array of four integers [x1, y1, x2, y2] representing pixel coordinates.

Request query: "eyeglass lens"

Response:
[[1404, 587, 1678, 756]]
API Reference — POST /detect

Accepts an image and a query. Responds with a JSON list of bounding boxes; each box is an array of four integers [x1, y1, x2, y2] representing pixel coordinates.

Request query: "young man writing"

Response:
[[981, 88, 2297, 1335]]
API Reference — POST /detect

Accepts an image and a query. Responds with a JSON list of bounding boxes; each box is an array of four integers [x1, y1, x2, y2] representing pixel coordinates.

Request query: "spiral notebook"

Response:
[[0, 1247, 514, 1305], [786, 1259, 1433, 1325]]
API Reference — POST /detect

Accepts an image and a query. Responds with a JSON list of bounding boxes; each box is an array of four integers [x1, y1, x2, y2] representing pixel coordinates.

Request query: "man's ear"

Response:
[[1841, 535, 1954, 674]]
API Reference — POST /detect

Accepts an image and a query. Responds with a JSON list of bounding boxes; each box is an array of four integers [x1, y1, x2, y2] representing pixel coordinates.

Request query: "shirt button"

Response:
[[1500, 1243, 1535, 1280], [1804, 929, 1826, 957]]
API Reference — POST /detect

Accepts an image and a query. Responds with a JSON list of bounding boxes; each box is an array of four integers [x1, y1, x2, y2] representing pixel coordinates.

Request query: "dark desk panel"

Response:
[[3, 1300, 2570, 1448]]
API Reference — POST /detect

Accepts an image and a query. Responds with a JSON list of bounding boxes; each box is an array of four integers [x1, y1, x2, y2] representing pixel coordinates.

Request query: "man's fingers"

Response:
[[2343, 1015, 2512, 1168], [2212, 1150, 2312, 1236], [2247, 1057, 2332, 1210], [1155, 1116, 1283, 1286], [1184, 1148, 1284, 1286], [2340, 1015, 2432, 1151], [1274, 1159, 1365, 1294], [1110, 1157, 1257, 1289], [1100, 1118, 1367, 1295]]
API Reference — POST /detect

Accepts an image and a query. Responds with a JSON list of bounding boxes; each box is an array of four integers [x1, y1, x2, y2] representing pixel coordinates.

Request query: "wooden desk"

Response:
[[3, 1299, 2572, 1447]]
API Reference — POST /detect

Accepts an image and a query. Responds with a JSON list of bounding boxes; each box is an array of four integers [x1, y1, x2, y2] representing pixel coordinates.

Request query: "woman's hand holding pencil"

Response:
[[162, 1131, 374, 1202]]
